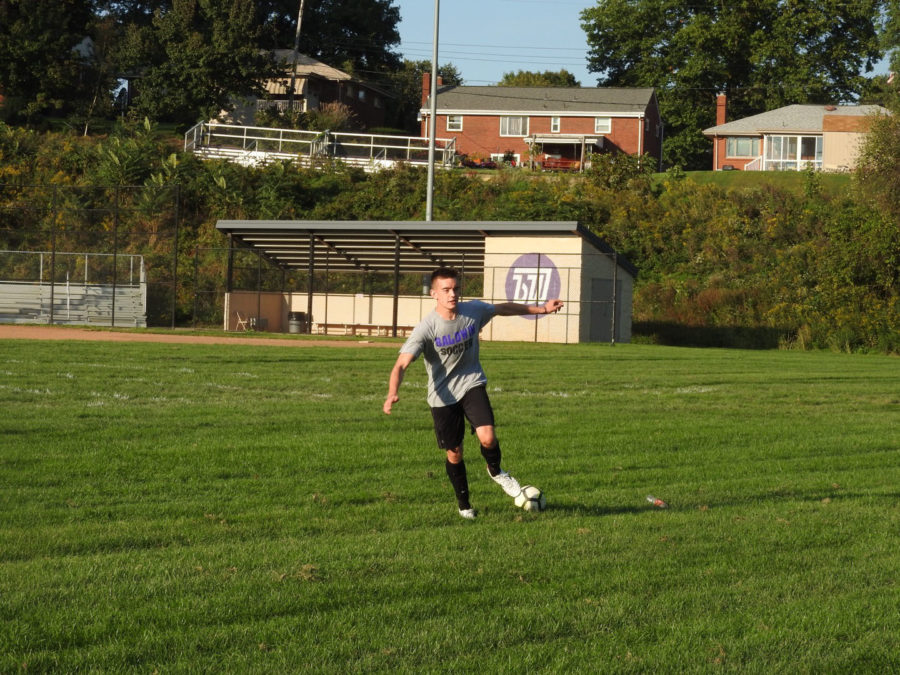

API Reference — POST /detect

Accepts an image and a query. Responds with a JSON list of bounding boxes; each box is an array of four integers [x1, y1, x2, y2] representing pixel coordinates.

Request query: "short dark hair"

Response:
[[430, 267, 458, 286]]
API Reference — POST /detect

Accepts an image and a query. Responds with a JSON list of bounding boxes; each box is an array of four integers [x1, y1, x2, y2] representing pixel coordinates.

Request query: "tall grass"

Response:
[[1, 338, 897, 672]]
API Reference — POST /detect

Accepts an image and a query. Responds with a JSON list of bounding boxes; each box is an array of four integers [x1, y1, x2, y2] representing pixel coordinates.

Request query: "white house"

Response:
[[703, 95, 890, 171]]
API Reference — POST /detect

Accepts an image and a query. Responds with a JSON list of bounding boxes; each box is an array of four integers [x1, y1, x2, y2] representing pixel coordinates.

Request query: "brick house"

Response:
[[419, 75, 662, 169], [703, 94, 890, 171], [226, 50, 390, 129]]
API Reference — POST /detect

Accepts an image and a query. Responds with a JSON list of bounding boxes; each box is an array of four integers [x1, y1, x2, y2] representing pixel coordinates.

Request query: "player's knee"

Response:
[[445, 447, 463, 463], [475, 426, 496, 448]]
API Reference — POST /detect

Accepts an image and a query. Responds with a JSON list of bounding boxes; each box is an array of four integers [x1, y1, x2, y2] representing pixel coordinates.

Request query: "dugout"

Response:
[[214, 220, 637, 344]]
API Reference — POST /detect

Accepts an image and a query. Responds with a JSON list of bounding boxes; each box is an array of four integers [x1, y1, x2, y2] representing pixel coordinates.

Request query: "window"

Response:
[[800, 136, 820, 161], [500, 116, 529, 136], [726, 136, 757, 158], [550, 116, 561, 133], [357, 89, 366, 102], [594, 117, 611, 134], [765, 135, 822, 170], [446, 115, 463, 132]]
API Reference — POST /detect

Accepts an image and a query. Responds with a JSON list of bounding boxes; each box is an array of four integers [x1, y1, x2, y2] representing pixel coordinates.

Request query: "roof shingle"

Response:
[[703, 104, 890, 136], [425, 86, 656, 114]]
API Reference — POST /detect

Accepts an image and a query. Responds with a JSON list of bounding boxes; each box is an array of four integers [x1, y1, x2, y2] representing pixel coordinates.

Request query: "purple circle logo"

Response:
[[505, 254, 560, 320]]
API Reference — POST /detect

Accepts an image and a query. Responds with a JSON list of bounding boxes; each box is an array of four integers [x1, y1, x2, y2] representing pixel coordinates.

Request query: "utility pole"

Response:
[[425, 0, 439, 222], [288, 0, 307, 110]]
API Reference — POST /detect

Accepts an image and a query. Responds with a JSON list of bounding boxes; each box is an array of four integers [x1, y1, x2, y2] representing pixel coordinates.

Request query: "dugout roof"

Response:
[[215, 220, 637, 277]]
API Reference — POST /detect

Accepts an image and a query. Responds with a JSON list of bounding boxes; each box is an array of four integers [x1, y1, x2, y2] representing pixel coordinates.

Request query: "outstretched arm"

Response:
[[492, 299, 564, 316], [383, 351, 415, 415]]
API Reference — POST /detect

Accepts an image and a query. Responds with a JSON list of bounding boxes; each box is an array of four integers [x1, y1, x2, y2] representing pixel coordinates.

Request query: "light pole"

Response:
[[425, 0, 439, 221], [288, 0, 307, 110]]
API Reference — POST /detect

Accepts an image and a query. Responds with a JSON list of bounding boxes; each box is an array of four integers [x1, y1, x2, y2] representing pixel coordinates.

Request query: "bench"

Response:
[[312, 323, 414, 337], [541, 157, 581, 171]]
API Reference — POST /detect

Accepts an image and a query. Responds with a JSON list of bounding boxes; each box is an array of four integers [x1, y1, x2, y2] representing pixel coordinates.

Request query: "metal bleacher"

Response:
[[0, 252, 147, 327]]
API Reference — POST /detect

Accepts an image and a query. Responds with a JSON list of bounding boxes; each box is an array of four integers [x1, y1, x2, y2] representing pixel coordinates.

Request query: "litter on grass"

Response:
[[646, 495, 668, 509]]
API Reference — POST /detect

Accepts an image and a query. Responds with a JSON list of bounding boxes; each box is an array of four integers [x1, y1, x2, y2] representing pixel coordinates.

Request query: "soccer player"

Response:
[[383, 267, 564, 519]]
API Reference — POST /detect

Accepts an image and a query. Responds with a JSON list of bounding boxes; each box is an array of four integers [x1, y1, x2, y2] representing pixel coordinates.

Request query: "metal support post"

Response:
[[306, 233, 314, 333], [392, 235, 400, 337], [49, 186, 57, 324], [112, 186, 119, 327], [611, 253, 618, 345], [172, 185, 180, 328]]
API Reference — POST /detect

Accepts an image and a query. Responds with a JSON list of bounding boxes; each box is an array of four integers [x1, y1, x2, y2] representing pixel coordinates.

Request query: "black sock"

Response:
[[481, 443, 502, 477], [445, 459, 471, 510]]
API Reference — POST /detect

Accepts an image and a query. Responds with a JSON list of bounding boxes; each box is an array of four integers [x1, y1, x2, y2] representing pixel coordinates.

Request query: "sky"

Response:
[[393, 0, 891, 87], [394, 0, 598, 86]]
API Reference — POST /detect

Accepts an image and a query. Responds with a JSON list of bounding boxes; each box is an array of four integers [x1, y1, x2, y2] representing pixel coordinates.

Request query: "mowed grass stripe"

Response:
[[1, 339, 898, 672]]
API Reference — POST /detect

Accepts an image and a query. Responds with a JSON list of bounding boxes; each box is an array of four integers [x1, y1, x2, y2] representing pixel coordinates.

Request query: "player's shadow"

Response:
[[547, 503, 647, 517]]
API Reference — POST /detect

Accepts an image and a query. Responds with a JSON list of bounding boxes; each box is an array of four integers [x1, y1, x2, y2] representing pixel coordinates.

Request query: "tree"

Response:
[[380, 60, 463, 133], [856, 110, 900, 221], [872, 0, 900, 109], [498, 69, 580, 87], [94, 0, 168, 24], [581, 0, 887, 169], [72, 16, 127, 135], [254, 0, 401, 74], [883, 0, 900, 74], [858, 73, 900, 110], [124, 0, 277, 124], [0, 0, 94, 123]]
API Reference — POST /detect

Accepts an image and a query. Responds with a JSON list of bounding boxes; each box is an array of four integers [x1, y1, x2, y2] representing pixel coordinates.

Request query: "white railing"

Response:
[[765, 159, 823, 171], [184, 122, 457, 169], [184, 122, 323, 155], [744, 155, 763, 171], [0, 250, 145, 287]]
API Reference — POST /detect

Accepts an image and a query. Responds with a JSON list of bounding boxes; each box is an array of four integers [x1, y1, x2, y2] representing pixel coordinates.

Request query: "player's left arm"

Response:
[[492, 299, 564, 316]]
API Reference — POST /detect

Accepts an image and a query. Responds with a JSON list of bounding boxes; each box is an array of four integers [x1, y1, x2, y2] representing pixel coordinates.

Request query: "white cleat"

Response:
[[458, 508, 477, 519], [489, 469, 522, 498]]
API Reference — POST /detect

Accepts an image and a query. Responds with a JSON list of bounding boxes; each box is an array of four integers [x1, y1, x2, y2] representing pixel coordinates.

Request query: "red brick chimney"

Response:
[[716, 93, 727, 126], [421, 73, 444, 108]]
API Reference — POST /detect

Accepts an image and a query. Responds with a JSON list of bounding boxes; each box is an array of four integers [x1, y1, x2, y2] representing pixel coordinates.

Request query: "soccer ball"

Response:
[[514, 485, 546, 512]]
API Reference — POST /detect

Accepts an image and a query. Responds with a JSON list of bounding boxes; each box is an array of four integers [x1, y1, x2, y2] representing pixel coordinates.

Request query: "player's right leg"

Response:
[[431, 403, 474, 518]]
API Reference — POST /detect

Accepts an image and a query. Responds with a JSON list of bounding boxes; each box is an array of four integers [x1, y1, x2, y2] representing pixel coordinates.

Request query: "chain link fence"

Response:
[[0, 184, 181, 327], [1, 186, 630, 341]]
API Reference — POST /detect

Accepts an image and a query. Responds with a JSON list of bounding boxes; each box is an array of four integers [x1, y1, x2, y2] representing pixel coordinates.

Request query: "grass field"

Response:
[[1, 337, 898, 672]]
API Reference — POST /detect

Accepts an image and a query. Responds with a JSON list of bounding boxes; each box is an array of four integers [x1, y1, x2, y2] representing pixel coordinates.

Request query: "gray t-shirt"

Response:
[[400, 300, 497, 407]]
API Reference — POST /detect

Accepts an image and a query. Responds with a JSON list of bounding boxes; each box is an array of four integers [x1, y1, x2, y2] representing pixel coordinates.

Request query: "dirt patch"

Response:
[[0, 324, 399, 348]]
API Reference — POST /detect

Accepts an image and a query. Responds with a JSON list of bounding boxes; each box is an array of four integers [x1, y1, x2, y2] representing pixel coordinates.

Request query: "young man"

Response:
[[382, 267, 564, 519]]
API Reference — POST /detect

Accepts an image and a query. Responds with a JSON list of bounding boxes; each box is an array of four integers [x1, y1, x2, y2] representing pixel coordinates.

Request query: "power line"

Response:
[[400, 40, 588, 54]]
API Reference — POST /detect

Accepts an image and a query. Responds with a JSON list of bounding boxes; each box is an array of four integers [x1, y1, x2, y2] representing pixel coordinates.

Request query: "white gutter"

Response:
[[638, 116, 643, 157]]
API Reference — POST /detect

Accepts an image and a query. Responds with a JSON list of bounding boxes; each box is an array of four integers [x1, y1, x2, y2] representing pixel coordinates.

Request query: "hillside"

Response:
[[656, 170, 852, 198], [0, 121, 897, 352]]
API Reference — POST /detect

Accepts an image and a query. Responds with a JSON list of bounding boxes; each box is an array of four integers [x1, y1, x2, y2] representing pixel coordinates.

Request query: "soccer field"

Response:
[[1, 337, 898, 672]]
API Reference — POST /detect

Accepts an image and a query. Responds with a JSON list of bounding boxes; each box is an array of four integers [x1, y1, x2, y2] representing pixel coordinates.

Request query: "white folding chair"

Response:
[[234, 311, 250, 331]]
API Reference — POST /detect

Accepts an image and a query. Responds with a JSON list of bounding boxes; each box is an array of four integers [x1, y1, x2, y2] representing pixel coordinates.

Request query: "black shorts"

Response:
[[430, 386, 495, 450]]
